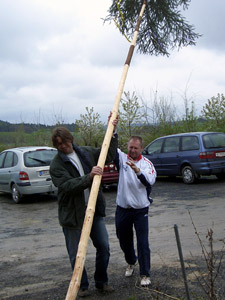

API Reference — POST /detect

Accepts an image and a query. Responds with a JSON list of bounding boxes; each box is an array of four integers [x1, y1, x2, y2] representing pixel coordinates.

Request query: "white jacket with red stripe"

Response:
[[115, 149, 157, 209]]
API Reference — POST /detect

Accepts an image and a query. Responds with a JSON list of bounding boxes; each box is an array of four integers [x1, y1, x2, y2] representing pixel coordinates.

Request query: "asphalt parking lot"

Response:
[[0, 175, 225, 299]]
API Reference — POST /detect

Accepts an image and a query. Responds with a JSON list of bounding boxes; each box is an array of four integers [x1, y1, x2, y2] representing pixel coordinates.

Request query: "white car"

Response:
[[0, 146, 57, 203]]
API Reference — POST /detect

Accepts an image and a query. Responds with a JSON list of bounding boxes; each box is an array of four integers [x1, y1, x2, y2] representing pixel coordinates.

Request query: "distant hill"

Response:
[[0, 120, 77, 133]]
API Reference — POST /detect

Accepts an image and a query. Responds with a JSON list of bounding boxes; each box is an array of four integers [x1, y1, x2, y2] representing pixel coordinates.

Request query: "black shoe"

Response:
[[78, 288, 90, 297], [96, 284, 114, 294]]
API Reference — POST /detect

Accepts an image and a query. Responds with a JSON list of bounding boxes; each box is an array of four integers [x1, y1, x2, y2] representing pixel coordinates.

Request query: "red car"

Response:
[[102, 162, 119, 186]]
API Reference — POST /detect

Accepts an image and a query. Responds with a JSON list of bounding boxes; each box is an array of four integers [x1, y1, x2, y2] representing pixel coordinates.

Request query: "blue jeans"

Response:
[[63, 216, 110, 289], [115, 206, 151, 277]]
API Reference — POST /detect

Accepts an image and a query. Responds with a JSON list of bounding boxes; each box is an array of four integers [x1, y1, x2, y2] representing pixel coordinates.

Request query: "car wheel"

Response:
[[11, 184, 22, 203], [182, 166, 196, 184], [216, 173, 225, 180]]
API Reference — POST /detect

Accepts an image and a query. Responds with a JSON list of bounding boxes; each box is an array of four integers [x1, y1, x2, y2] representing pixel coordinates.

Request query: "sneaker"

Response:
[[140, 276, 151, 287], [96, 284, 114, 294], [78, 288, 90, 297], [125, 264, 135, 277]]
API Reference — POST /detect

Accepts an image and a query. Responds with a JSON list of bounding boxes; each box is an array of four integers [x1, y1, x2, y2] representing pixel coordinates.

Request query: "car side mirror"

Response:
[[142, 149, 148, 155]]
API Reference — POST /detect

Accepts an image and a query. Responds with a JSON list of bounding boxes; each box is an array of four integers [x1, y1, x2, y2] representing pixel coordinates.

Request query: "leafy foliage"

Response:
[[75, 107, 105, 147], [202, 93, 225, 131], [118, 91, 145, 149], [1, 92, 225, 151], [119, 91, 145, 135], [105, 0, 201, 56]]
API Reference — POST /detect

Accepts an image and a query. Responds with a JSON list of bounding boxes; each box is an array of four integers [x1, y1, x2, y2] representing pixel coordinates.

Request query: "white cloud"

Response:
[[183, 0, 225, 51], [0, 0, 224, 125]]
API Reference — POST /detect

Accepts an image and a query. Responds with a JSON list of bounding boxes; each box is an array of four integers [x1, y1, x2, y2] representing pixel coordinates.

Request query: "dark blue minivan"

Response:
[[142, 132, 225, 184]]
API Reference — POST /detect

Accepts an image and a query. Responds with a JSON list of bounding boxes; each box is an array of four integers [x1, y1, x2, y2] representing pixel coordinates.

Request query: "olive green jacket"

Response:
[[50, 134, 118, 229]]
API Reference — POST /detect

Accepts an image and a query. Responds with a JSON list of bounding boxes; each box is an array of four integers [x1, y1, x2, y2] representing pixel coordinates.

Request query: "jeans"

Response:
[[115, 205, 151, 277], [63, 216, 110, 289]]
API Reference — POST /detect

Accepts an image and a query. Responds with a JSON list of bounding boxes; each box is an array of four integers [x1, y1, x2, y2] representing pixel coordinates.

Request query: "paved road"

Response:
[[0, 176, 224, 299]]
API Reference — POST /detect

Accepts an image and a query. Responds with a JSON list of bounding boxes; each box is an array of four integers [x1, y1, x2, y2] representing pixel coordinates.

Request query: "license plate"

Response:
[[215, 152, 225, 157], [39, 170, 49, 176]]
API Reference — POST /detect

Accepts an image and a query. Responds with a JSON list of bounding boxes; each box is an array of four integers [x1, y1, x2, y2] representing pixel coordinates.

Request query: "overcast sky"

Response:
[[0, 0, 225, 125]]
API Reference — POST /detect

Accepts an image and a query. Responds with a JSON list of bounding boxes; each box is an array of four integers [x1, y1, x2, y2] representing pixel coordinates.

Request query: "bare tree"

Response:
[[141, 89, 179, 140], [180, 76, 199, 132]]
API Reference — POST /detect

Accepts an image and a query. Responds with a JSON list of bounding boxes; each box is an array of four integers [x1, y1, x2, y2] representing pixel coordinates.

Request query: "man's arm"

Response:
[[50, 162, 92, 194], [106, 132, 118, 164]]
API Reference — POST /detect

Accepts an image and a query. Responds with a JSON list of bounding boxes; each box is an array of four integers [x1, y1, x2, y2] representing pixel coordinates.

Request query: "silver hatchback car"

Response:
[[0, 146, 57, 203]]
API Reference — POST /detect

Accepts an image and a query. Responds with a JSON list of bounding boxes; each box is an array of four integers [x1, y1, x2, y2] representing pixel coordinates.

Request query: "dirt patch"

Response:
[[0, 176, 225, 299]]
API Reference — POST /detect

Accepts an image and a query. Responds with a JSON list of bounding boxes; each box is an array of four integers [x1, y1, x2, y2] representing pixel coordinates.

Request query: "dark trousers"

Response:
[[63, 216, 110, 289], [115, 205, 151, 277]]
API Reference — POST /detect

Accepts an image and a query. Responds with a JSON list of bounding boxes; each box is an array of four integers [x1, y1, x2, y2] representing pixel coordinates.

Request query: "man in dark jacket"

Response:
[[50, 117, 118, 297]]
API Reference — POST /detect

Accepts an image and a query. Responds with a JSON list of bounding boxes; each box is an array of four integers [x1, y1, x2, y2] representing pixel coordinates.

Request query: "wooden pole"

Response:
[[65, 2, 146, 299]]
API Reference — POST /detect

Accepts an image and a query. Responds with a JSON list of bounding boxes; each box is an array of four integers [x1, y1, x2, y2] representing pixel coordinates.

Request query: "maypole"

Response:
[[65, 2, 147, 300], [64, 0, 200, 298]]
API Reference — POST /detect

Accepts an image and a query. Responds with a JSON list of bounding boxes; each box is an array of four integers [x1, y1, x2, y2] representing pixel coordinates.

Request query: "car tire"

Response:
[[12, 184, 22, 203], [216, 173, 225, 180], [182, 166, 196, 184]]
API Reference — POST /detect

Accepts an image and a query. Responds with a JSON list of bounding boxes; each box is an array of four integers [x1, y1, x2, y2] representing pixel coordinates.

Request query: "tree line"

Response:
[[0, 92, 224, 152], [0, 120, 76, 133], [75, 92, 225, 151]]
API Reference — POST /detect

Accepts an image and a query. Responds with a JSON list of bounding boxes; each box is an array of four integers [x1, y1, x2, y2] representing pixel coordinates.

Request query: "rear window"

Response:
[[203, 133, 225, 149], [24, 149, 57, 167]]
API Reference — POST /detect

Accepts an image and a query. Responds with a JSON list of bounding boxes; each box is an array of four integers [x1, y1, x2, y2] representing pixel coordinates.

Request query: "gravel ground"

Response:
[[0, 176, 225, 300]]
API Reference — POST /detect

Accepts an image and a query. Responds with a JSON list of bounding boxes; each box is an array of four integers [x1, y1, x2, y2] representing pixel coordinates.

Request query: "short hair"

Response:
[[128, 136, 143, 147], [52, 127, 74, 148]]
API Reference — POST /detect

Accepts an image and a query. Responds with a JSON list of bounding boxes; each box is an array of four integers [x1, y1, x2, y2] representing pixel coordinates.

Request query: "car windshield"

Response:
[[203, 133, 225, 149], [24, 149, 57, 167]]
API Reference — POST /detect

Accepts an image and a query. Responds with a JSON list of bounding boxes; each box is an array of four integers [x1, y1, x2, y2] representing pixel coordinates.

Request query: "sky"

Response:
[[0, 0, 225, 125]]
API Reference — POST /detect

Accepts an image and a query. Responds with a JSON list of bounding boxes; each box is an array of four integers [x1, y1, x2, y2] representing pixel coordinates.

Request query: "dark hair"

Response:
[[128, 136, 143, 147], [52, 127, 74, 148]]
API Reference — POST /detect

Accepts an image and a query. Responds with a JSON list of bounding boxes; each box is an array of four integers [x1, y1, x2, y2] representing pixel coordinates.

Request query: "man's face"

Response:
[[56, 137, 73, 154], [128, 139, 143, 160]]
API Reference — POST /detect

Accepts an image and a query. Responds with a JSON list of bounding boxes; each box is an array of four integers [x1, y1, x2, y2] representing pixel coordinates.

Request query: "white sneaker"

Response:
[[140, 276, 151, 286], [125, 264, 135, 277]]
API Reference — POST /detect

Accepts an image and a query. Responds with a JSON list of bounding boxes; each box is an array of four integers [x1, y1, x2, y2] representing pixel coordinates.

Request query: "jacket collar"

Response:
[[127, 153, 142, 162], [58, 144, 92, 174]]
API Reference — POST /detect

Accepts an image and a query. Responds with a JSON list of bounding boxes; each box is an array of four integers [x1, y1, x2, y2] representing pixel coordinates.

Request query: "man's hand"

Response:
[[90, 166, 103, 180], [126, 160, 140, 174], [108, 112, 118, 133]]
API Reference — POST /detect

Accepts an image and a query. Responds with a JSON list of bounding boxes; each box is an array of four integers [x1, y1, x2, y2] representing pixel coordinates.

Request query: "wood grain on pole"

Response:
[[65, 2, 146, 299]]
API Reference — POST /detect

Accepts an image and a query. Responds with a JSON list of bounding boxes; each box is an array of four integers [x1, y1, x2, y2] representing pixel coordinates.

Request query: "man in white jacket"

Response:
[[115, 136, 156, 287]]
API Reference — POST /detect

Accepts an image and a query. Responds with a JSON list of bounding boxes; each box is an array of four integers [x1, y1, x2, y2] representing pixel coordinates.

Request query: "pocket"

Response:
[[60, 206, 78, 227]]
